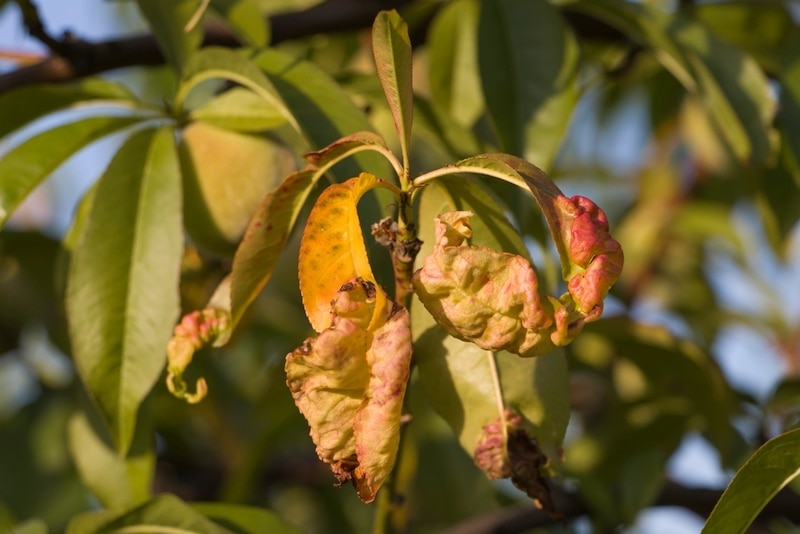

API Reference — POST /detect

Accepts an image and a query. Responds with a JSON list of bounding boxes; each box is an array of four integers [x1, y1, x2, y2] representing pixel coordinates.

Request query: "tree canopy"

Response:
[[1, 1, 800, 533]]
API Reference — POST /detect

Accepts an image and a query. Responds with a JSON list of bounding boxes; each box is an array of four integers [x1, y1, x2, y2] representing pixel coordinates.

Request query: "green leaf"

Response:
[[427, 0, 483, 127], [193, 503, 300, 534], [67, 406, 154, 510], [570, 0, 774, 165], [372, 10, 414, 174], [780, 34, 800, 178], [188, 87, 285, 132], [66, 494, 232, 534], [702, 428, 800, 534], [253, 49, 392, 180], [8, 519, 48, 534], [693, 1, 794, 74], [477, 0, 578, 169], [210, 0, 268, 47], [0, 116, 141, 229], [0, 78, 137, 138], [136, 0, 203, 72], [66, 127, 183, 455], [230, 132, 393, 328], [413, 177, 569, 463], [176, 47, 290, 126]]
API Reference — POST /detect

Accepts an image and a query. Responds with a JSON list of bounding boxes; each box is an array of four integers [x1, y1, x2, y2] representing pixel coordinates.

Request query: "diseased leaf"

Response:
[[0, 78, 136, 138], [414, 211, 566, 357], [298, 173, 399, 332], [286, 278, 412, 503], [136, 0, 203, 72], [372, 10, 414, 171], [478, 0, 578, 169], [0, 116, 142, 229], [702, 428, 800, 534], [67, 127, 183, 454], [412, 178, 569, 470]]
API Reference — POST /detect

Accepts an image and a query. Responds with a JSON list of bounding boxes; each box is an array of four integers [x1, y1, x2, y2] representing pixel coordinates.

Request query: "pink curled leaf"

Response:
[[285, 278, 412, 503], [554, 195, 623, 318]]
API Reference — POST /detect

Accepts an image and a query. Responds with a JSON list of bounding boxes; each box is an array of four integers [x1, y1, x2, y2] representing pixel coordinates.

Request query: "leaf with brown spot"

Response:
[[298, 173, 398, 332], [286, 278, 412, 503]]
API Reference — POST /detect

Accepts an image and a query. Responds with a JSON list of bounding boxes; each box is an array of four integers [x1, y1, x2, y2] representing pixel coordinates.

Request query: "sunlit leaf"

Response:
[[298, 173, 398, 332], [210, 0, 269, 47], [136, 0, 203, 72], [193, 502, 300, 534], [66, 494, 231, 534], [372, 10, 413, 173], [7, 519, 47, 534], [478, 0, 578, 169], [67, 407, 154, 510], [702, 428, 800, 534], [287, 279, 412, 503], [0, 116, 141, 229], [66, 127, 183, 454], [0, 78, 136, 138], [693, 1, 793, 74], [179, 121, 296, 255], [570, 0, 774, 165], [412, 178, 569, 465], [253, 49, 392, 180], [231, 131, 393, 329], [188, 87, 286, 132], [427, 0, 483, 127]]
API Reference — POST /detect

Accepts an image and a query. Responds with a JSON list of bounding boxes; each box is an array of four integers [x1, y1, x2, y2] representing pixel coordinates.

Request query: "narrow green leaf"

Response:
[[478, 0, 578, 169], [188, 87, 286, 132], [193, 503, 300, 534], [372, 10, 414, 174], [67, 127, 183, 455], [413, 178, 569, 463], [66, 494, 233, 534], [176, 47, 290, 126], [780, 34, 800, 176], [136, 0, 203, 72], [702, 428, 800, 534], [210, 0, 268, 47], [0, 78, 136, 138], [427, 0, 483, 127], [68, 407, 154, 510], [0, 116, 142, 229], [253, 49, 393, 180]]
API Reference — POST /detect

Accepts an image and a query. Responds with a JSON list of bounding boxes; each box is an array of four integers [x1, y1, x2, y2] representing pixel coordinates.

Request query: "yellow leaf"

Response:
[[299, 172, 394, 332]]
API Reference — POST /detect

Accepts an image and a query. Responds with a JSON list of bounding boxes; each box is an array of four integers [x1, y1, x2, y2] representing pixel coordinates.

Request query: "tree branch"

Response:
[[0, 0, 627, 95], [441, 480, 800, 534], [0, 0, 414, 94]]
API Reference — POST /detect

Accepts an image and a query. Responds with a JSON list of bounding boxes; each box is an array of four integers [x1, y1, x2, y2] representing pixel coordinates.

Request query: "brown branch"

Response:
[[441, 480, 800, 534], [0, 0, 628, 95], [0, 0, 414, 94]]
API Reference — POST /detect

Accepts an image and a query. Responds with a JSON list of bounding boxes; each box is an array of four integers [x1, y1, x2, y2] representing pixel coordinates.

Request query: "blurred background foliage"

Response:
[[1, 0, 800, 533]]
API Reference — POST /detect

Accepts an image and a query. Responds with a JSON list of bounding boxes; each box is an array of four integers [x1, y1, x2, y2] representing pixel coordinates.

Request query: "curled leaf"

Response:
[[413, 210, 622, 356], [555, 195, 624, 319], [413, 211, 562, 356], [166, 307, 230, 404], [474, 409, 523, 479], [286, 278, 412, 503]]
